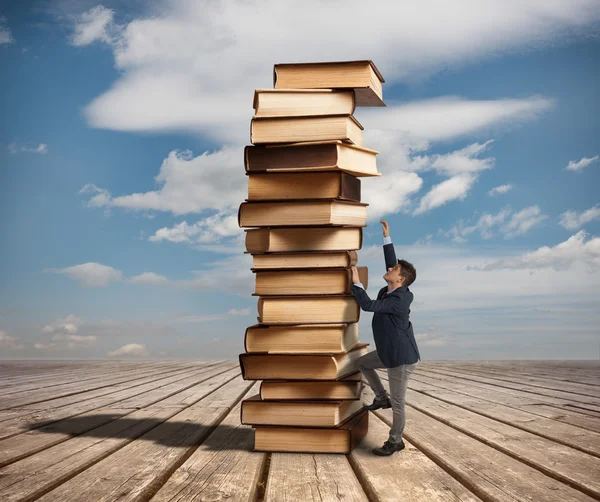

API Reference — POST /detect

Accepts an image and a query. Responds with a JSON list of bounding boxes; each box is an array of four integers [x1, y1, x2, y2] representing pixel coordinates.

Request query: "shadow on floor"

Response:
[[24, 413, 254, 450]]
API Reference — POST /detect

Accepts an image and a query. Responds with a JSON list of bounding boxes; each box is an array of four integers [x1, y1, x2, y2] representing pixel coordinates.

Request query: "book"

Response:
[[250, 114, 363, 146], [238, 200, 367, 228], [245, 141, 380, 178], [253, 266, 368, 296], [273, 60, 385, 107], [257, 295, 360, 324], [241, 395, 363, 427], [244, 323, 359, 354], [239, 344, 368, 380], [260, 376, 363, 401], [253, 89, 355, 117], [251, 250, 358, 270], [253, 409, 368, 453], [247, 172, 360, 202], [246, 227, 362, 253]]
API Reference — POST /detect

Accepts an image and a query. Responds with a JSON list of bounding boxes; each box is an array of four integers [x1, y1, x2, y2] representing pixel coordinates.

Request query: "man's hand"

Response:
[[380, 220, 390, 237], [350, 266, 361, 284]]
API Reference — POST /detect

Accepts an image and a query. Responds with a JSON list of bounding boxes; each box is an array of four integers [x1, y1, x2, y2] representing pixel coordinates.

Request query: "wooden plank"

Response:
[[0, 362, 164, 389], [362, 386, 597, 502], [404, 371, 600, 437], [265, 453, 368, 502], [408, 370, 600, 426], [413, 366, 600, 413], [0, 362, 168, 396], [151, 383, 264, 502], [32, 375, 253, 502], [0, 363, 221, 435], [420, 364, 600, 398], [0, 361, 123, 382], [0, 362, 206, 410], [348, 411, 483, 502], [402, 388, 600, 496], [0, 371, 249, 502], [427, 362, 600, 387], [0, 364, 236, 467]]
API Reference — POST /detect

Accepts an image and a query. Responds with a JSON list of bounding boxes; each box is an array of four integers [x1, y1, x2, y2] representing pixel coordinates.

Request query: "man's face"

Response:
[[383, 263, 404, 285]]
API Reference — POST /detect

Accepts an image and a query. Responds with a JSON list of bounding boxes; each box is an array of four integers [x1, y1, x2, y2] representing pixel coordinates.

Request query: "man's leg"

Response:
[[357, 350, 388, 400], [387, 363, 417, 444]]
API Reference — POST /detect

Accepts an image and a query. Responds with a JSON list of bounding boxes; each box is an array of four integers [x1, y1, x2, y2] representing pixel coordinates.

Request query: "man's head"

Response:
[[383, 259, 416, 288]]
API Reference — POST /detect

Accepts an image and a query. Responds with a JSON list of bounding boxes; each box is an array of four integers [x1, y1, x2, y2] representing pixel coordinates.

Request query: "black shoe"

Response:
[[364, 396, 392, 411], [373, 440, 405, 456]]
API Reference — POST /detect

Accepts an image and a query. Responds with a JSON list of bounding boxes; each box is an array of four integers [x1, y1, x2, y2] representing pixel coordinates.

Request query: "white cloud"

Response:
[[360, 171, 423, 221], [0, 16, 14, 45], [80, 147, 245, 216], [172, 308, 251, 323], [79, 184, 112, 207], [38, 315, 97, 350], [476, 231, 600, 271], [559, 204, 600, 230], [443, 208, 512, 243], [413, 141, 495, 215], [0, 330, 24, 350], [108, 343, 148, 357], [7, 142, 48, 154], [488, 184, 513, 196], [42, 314, 81, 335], [360, 97, 552, 145], [71, 5, 117, 46], [149, 210, 242, 244], [501, 205, 547, 238], [415, 174, 477, 215], [73, 0, 595, 139], [228, 308, 250, 316], [46, 262, 122, 287], [127, 272, 169, 285], [566, 155, 599, 172], [176, 253, 254, 295], [51, 334, 97, 348]]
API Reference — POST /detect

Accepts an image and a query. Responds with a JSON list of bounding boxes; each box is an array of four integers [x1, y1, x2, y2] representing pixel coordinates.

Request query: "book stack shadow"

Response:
[[237, 60, 385, 453]]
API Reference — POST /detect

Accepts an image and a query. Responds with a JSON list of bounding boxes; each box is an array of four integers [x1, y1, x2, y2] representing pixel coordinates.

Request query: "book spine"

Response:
[[339, 173, 361, 201]]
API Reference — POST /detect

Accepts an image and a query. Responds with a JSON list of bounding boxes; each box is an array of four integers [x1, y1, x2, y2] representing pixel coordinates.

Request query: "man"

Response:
[[350, 219, 420, 456]]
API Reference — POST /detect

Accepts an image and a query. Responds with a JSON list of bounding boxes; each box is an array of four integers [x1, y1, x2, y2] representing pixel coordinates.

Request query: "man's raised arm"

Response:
[[381, 220, 397, 269]]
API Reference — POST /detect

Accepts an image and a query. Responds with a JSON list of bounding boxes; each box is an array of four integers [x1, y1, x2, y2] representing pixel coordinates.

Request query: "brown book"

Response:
[[241, 395, 363, 427], [253, 409, 368, 453], [253, 89, 355, 117], [246, 228, 362, 253], [252, 250, 358, 270], [257, 295, 360, 324], [247, 172, 360, 202], [238, 200, 367, 228], [245, 141, 380, 178], [274, 60, 385, 107], [239, 344, 368, 380], [260, 376, 363, 401], [253, 266, 368, 296], [244, 323, 359, 354], [250, 114, 363, 146]]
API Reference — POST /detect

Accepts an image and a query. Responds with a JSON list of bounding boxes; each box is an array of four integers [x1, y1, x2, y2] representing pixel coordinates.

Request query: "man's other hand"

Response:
[[350, 266, 361, 284], [380, 220, 390, 237]]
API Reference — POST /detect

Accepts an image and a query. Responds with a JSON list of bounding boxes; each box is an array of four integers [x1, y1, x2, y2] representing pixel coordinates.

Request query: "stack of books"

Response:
[[238, 60, 385, 454]]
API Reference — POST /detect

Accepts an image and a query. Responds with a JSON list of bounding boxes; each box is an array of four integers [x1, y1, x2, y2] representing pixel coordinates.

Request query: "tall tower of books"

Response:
[[238, 60, 385, 453]]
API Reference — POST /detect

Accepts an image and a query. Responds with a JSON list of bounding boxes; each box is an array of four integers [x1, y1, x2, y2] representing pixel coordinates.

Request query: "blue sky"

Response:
[[1, 0, 599, 360]]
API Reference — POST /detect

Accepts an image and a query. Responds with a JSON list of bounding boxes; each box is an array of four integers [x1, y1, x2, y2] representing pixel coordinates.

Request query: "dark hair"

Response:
[[398, 259, 416, 287]]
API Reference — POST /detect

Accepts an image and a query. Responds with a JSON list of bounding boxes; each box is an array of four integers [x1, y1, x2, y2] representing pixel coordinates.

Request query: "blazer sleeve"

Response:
[[352, 285, 402, 314], [384, 243, 397, 270]]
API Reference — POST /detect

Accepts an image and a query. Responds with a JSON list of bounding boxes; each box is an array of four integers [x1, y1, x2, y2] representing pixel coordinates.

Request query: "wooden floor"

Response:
[[0, 361, 598, 501]]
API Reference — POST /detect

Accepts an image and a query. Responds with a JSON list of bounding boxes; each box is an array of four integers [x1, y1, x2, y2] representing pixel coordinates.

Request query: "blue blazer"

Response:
[[351, 242, 421, 367]]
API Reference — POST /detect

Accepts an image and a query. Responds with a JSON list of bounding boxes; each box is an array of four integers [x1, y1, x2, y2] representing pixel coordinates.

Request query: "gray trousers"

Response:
[[357, 350, 416, 444]]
